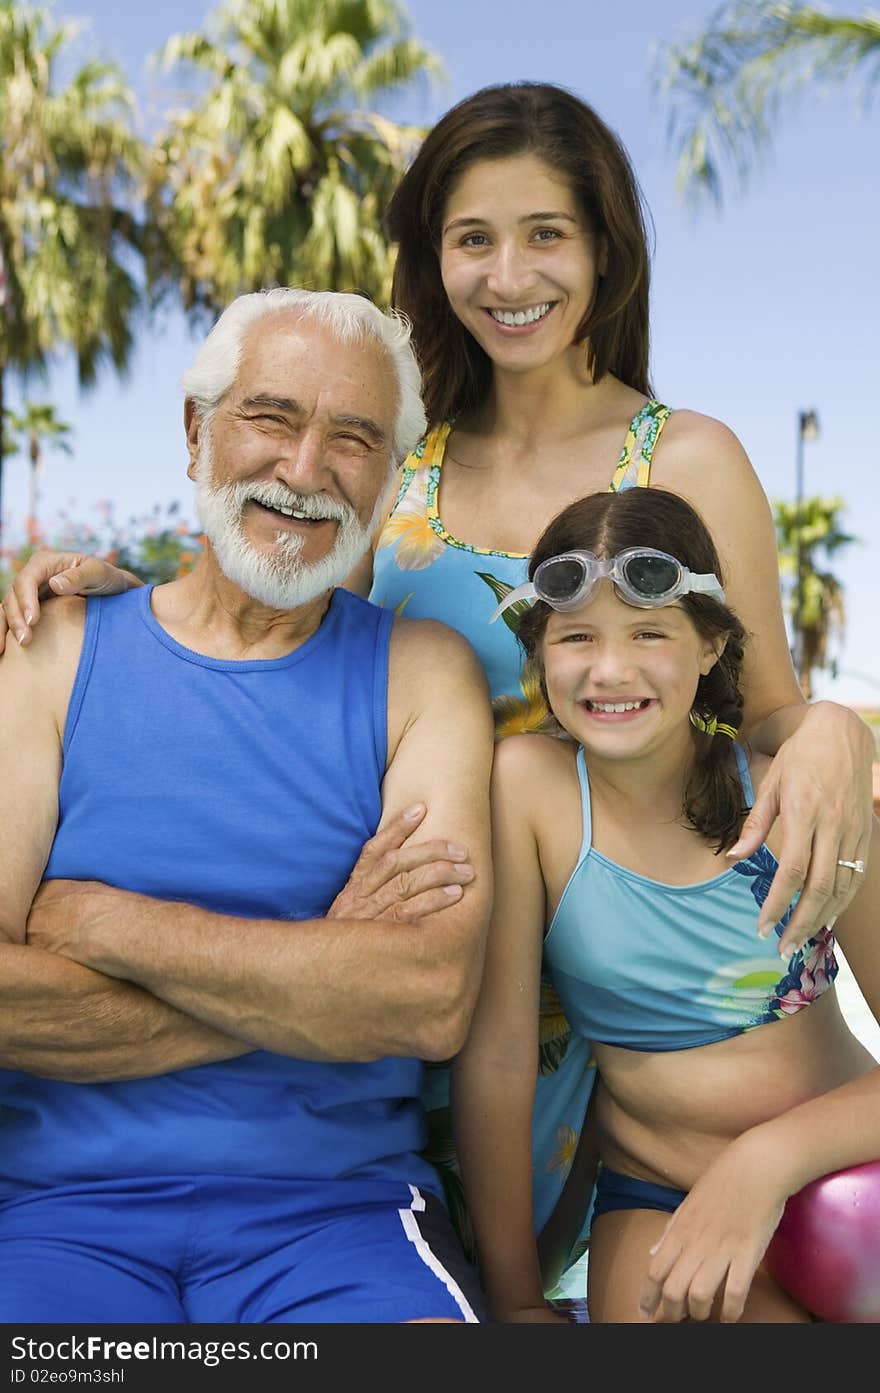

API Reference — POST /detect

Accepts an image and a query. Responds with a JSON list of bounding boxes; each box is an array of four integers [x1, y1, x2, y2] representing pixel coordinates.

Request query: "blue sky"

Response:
[[8, 0, 879, 704]]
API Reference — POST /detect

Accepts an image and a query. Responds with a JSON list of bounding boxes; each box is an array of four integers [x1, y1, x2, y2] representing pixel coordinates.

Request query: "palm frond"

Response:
[[155, 32, 234, 78], [0, 2, 144, 391], [656, 2, 880, 205], [148, 0, 439, 308], [351, 38, 445, 98], [772, 492, 857, 691]]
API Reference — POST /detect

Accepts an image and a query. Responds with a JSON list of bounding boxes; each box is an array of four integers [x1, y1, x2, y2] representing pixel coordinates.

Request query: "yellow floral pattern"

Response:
[[377, 467, 445, 571], [493, 660, 555, 740], [546, 1125, 579, 1182]]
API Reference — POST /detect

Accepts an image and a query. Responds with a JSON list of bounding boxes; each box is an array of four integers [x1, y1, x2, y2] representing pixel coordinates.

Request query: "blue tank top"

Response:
[[0, 585, 441, 1198], [543, 745, 838, 1052]]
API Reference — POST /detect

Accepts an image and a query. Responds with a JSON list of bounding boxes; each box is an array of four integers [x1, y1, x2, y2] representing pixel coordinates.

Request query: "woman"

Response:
[[453, 486, 879, 1323], [3, 82, 873, 1287]]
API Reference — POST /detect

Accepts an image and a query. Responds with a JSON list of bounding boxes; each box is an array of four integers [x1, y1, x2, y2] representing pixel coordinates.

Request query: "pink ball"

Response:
[[764, 1160, 880, 1322]]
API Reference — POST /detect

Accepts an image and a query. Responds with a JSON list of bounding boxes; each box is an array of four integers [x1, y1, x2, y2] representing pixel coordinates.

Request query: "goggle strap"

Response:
[[489, 581, 538, 624], [686, 572, 726, 602]]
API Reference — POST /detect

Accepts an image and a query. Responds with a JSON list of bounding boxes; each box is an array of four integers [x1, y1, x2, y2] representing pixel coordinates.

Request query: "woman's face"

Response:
[[439, 153, 603, 378]]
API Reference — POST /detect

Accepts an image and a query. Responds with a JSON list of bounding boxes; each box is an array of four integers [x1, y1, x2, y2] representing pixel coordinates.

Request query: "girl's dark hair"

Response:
[[517, 489, 749, 853], [387, 82, 653, 428]]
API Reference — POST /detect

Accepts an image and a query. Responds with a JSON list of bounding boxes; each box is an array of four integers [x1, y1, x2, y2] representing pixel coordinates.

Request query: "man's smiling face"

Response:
[[187, 310, 399, 608]]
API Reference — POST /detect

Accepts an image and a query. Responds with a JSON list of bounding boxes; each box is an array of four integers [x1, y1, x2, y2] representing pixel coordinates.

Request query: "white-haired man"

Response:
[[0, 289, 493, 1323]]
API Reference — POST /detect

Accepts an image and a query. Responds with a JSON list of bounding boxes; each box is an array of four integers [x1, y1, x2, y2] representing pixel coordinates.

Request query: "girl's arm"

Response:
[[639, 814, 880, 1324], [536, 1082, 600, 1295], [656, 411, 874, 954], [452, 739, 562, 1322]]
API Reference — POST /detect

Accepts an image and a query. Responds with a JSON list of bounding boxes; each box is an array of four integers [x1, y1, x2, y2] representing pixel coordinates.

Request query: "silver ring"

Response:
[[837, 858, 866, 874]]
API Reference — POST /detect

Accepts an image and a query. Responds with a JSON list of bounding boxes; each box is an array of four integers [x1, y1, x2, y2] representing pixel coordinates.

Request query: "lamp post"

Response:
[[794, 408, 820, 685]]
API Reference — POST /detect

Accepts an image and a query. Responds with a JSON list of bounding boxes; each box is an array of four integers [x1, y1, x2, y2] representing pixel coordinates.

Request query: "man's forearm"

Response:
[[46, 886, 477, 1063], [0, 942, 250, 1082]]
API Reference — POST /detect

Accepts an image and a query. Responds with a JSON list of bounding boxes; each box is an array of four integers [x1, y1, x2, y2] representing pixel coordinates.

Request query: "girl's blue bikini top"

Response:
[[542, 744, 838, 1052]]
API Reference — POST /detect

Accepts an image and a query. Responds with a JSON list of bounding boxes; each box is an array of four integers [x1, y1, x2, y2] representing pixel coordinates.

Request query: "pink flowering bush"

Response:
[[1, 499, 203, 590]]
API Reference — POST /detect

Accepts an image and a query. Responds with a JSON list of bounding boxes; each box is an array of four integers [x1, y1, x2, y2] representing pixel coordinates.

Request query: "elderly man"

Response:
[[0, 288, 493, 1323]]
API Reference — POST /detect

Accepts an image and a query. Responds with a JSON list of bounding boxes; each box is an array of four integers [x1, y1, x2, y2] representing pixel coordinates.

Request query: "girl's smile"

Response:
[[580, 696, 659, 721]]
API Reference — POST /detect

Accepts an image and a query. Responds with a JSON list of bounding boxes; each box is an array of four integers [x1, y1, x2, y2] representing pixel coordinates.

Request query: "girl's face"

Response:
[[439, 153, 603, 378], [541, 583, 721, 763]]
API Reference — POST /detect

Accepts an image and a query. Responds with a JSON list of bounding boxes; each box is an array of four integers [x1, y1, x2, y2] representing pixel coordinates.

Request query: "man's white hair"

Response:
[[180, 287, 426, 466]]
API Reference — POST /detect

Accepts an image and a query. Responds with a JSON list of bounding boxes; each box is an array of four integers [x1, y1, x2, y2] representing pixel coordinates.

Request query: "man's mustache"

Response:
[[220, 482, 355, 526]]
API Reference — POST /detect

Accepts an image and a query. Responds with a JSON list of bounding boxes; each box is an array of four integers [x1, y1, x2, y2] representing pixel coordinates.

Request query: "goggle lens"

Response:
[[538, 556, 587, 602], [620, 552, 680, 598]]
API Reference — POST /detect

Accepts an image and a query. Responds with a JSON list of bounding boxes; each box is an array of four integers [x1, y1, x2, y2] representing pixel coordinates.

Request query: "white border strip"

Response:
[[398, 1184, 480, 1323]]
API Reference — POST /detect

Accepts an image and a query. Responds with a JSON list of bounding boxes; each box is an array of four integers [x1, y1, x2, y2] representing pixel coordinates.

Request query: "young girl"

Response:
[[453, 486, 879, 1323]]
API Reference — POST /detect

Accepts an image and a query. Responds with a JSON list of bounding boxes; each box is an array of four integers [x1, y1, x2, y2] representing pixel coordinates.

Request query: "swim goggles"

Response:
[[490, 547, 726, 622]]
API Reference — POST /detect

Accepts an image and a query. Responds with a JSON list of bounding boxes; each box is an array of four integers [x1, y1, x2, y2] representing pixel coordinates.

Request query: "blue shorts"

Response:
[[590, 1166, 686, 1229], [0, 1175, 485, 1323]]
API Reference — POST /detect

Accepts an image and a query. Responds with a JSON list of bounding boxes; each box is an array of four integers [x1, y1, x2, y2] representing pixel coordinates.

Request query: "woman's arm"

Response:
[[452, 739, 564, 1322], [1, 550, 142, 651], [638, 815, 880, 1324], [655, 411, 874, 951]]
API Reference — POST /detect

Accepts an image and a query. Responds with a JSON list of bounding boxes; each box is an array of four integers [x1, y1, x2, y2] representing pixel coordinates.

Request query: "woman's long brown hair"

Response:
[[387, 82, 653, 428]]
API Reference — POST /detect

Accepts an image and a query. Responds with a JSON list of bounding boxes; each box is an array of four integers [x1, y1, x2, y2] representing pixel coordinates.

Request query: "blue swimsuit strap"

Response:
[[575, 741, 754, 858], [732, 741, 755, 808], [574, 746, 593, 860]]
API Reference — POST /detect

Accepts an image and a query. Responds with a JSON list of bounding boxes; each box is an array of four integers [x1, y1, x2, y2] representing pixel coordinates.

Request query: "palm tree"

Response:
[[0, 2, 145, 548], [656, 2, 880, 203], [7, 401, 72, 540], [773, 494, 856, 698], [147, 0, 443, 315]]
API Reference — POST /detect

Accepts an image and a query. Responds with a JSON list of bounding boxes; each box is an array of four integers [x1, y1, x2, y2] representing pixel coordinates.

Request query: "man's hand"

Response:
[[328, 804, 475, 922]]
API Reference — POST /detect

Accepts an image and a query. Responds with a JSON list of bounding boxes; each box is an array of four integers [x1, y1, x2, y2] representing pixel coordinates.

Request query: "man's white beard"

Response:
[[193, 431, 390, 609]]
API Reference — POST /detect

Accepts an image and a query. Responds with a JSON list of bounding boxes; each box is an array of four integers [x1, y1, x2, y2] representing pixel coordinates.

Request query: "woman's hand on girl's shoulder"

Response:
[[0, 551, 144, 653], [732, 705, 874, 954]]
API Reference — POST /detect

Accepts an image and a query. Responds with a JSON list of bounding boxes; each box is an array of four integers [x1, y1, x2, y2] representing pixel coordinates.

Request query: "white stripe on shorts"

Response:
[[398, 1185, 479, 1323]]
